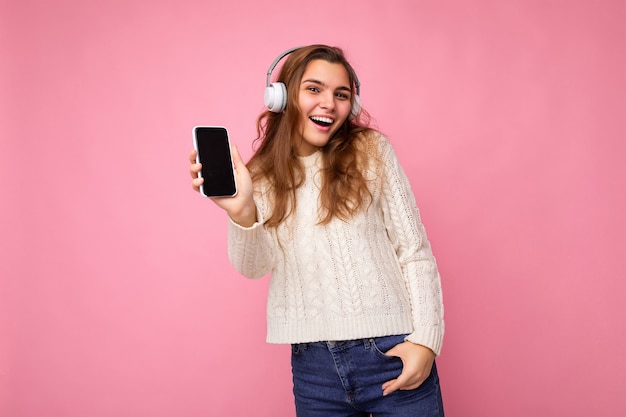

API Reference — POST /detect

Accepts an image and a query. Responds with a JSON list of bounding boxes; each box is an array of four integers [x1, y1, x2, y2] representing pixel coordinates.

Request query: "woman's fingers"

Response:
[[189, 149, 202, 179]]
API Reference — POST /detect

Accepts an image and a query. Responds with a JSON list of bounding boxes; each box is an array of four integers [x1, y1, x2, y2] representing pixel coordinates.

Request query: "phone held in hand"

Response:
[[192, 126, 237, 197]]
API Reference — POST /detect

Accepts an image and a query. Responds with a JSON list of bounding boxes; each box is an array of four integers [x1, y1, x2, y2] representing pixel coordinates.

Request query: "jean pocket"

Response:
[[370, 334, 408, 360]]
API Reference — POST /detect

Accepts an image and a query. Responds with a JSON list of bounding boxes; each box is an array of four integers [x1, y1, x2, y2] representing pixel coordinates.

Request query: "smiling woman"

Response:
[[189, 45, 445, 417]]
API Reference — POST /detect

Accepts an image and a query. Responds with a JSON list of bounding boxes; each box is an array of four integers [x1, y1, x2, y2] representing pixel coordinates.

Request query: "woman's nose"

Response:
[[319, 91, 335, 109]]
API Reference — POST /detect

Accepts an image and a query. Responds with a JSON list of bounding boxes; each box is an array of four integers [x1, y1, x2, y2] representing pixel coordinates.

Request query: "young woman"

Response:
[[189, 45, 445, 417]]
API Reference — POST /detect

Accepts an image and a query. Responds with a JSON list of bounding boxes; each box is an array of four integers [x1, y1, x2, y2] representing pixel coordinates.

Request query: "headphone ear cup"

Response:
[[264, 82, 287, 113], [349, 94, 362, 120]]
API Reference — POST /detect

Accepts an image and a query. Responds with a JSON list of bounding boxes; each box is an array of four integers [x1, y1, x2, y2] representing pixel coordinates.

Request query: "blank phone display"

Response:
[[194, 127, 237, 197]]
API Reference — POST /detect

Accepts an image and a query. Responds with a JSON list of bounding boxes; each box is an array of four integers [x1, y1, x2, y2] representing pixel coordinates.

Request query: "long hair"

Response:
[[248, 45, 375, 227]]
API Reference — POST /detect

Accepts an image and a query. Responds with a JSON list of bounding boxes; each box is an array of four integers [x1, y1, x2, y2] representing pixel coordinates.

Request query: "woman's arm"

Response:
[[189, 145, 273, 278], [377, 136, 444, 394]]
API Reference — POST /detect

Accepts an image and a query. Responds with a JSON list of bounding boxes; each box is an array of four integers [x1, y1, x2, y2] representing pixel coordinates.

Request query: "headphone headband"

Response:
[[265, 46, 303, 87]]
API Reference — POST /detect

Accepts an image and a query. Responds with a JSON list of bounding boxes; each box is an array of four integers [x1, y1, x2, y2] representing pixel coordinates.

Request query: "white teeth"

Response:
[[310, 116, 333, 124]]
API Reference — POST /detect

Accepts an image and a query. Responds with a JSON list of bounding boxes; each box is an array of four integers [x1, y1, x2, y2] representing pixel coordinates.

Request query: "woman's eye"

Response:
[[307, 86, 320, 93], [336, 92, 349, 99]]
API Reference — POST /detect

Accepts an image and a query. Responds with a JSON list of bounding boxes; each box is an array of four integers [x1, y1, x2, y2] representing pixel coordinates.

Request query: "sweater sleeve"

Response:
[[378, 137, 445, 355], [227, 198, 275, 279]]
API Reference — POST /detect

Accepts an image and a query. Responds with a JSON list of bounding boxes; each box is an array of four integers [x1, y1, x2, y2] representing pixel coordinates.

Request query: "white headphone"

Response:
[[263, 46, 362, 120]]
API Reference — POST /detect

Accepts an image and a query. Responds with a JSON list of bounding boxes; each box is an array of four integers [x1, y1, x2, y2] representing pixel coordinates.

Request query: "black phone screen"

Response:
[[194, 126, 237, 197]]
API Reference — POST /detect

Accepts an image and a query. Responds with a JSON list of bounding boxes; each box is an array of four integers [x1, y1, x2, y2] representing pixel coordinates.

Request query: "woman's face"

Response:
[[294, 59, 353, 156]]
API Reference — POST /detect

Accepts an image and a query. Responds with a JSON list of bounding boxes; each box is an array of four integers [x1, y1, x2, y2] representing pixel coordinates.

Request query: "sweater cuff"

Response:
[[405, 326, 444, 356]]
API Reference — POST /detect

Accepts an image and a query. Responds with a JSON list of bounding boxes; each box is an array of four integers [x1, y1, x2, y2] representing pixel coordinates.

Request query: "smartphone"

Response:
[[192, 126, 237, 197]]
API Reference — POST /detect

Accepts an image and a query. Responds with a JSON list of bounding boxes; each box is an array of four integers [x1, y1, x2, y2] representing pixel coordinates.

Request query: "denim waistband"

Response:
[[293, 334, 408, 352], [293, 338, 372, 353]]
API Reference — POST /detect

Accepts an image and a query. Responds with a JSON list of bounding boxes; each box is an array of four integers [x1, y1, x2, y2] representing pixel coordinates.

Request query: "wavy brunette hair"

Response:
[[248, 45, 375, 227]]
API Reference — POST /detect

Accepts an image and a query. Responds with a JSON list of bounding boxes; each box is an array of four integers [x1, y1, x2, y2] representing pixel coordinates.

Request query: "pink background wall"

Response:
[[2, 0, 625, 416]]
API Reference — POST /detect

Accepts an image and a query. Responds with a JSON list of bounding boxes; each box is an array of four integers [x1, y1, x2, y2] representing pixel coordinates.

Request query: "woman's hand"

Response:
[[381, 341, 435, 396], [189, 145, 257, 227]]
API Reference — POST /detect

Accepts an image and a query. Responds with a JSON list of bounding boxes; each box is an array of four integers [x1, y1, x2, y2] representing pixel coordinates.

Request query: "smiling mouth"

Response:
[[310, 116, 334, 127]]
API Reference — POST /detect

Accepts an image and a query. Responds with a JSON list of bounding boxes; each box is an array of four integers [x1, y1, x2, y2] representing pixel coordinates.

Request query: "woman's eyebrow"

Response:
[[302, 78, 351, 92]]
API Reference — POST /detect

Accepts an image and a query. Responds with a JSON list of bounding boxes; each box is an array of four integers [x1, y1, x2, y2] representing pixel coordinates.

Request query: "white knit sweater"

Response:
[[227, 133, 444, 355]]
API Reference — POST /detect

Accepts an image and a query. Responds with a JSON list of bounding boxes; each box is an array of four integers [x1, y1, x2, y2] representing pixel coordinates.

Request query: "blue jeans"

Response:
[[291, 335, 444, 417]]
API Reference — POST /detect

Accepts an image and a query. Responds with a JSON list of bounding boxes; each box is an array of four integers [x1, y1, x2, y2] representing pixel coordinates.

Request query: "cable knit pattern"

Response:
[[227, 133, 444, 355]]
